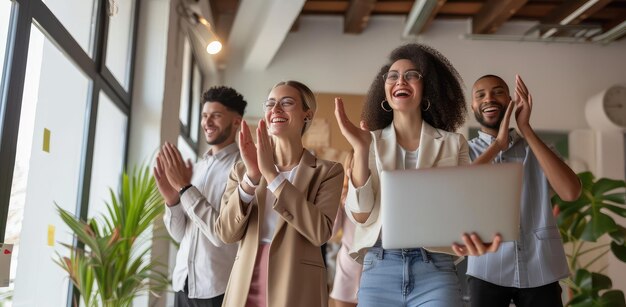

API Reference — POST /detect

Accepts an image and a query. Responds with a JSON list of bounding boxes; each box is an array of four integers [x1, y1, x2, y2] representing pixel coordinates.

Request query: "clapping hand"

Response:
[[256, 119, 279, 183], [514, 75, 533, 135], [334, 97, 372, 153], [238, 120, 261, 184]]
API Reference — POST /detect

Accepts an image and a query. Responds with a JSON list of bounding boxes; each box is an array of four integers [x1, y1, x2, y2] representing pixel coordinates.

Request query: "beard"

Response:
[[473, 104, 505, 130], [206, 123, 232, 146]]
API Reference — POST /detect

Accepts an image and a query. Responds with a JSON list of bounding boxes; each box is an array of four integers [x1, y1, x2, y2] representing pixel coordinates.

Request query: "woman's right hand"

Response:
[[238, 120, 261, 184], [334, 97, 372, 153], [334, 97, 371, 188]]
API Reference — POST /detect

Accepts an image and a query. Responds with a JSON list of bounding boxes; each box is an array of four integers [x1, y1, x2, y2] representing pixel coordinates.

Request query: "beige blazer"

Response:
[[216, 150, 344, 307], [345, 121, 470, 263]]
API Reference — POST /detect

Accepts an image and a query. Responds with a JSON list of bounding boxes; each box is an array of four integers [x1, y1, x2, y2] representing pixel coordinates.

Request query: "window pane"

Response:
[[42, 0, 96, 55], [179, 38, 191, 127], [8, 26, 90, 306], [190, 62, 201, 143], [88, 92, 127, 220], [178, 135, 197, 162], [0, 0, 12, 80], [105, 0, 136, 89]]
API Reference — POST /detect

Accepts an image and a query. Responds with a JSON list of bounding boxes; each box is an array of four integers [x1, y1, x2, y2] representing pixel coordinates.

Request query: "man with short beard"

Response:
[[466, 75, 581, 307], [154, 86, 247, 307]]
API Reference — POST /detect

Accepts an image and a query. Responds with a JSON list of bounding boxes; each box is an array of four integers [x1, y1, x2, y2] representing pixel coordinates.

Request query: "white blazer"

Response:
[[345, 120, 470, 263]]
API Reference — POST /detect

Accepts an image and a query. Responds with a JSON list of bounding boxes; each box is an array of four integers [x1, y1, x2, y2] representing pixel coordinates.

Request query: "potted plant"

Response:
[[54, 165, 168, 307], [553, 171, 626, 307]]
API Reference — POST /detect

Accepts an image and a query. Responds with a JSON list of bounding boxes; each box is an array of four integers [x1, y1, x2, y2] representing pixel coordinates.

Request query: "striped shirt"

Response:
[[466, 129, 569, 288]]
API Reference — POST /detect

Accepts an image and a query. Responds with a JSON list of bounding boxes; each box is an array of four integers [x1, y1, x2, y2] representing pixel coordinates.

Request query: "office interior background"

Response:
[[0, 0, 625, 306]]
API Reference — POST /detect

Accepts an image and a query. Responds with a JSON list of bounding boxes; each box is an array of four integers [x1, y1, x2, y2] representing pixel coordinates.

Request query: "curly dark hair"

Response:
[[203, 86, 247, 116], [362, 44, 466, 132]]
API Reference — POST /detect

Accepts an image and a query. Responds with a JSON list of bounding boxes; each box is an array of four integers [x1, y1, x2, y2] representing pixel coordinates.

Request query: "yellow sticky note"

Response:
[[43, 128, 51, 153], [47, 225, 55, 246]]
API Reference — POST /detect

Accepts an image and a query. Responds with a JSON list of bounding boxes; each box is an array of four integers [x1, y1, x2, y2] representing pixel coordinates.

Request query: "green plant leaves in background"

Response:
[[553, 172, 626, 243], [553, 172, 626, 307], [54, 164, 168, 307]]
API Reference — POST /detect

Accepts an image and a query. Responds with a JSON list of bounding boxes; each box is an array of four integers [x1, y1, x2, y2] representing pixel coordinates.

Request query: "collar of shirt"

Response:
[[203, 142, 239, 160], [476, 128, 521, 149]]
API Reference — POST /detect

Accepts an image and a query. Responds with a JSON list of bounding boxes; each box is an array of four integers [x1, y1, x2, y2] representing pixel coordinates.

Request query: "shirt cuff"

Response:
[[345, 174, 374, 213], [238, 184, 255, 204], [267, 173, 287, 193]]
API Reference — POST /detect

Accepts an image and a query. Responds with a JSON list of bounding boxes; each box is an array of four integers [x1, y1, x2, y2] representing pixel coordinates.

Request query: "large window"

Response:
[[10, 26, 90, 306], [0, 0, 140, 305], [179, 36, 203, 153], [41, 0, 97, 55], [88, 92, 128, 219], [105, 0, 136, 89]]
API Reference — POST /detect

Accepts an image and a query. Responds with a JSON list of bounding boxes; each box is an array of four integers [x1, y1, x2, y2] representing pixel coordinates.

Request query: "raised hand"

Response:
[[238, 120, 261, 183], [160, 142, 193, 191], [452, 233, 502, 257], [334, 97, 372, 153], [153, 154, 179, 206], [514, 75, 533, 135], [256, 119, 279, 183], [494, 100, 515, 151]]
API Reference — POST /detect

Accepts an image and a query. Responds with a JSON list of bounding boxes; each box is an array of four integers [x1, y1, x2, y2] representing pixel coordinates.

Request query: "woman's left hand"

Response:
[[256, 119, 279, 183], [451, 233, 502, 256]]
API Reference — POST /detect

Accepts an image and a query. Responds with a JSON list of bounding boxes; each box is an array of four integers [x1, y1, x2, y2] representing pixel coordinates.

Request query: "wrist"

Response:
[[264, 170, 279, 184], [165, 198, 180, 207], [518, 125, 533, 136], [178, 184, 193, 196], [245, 172, 261, 186]]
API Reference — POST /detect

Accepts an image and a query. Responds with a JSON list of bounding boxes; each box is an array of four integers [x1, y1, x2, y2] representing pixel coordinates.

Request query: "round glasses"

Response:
[[382, 71, 423, 84], [263, 97, 297, 112]]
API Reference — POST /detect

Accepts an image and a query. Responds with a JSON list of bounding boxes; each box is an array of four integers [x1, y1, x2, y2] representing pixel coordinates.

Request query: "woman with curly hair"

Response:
[[334, 43, 501, 306]]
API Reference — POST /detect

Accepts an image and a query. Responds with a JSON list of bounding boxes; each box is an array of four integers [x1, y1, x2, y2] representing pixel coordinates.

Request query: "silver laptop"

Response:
[[381, 163, 522, 249]]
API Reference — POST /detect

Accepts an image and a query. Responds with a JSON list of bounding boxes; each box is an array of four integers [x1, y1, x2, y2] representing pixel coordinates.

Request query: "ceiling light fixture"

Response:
[[178, 3, 223, 55], [192, 12, 222, 55]]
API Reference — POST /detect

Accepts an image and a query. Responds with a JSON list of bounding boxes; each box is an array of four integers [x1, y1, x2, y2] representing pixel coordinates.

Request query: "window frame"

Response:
[[0, 0, 142, 305]]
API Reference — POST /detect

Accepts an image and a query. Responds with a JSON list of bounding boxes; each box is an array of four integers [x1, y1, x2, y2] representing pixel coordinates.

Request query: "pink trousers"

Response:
[[245, 244, 270, 307]]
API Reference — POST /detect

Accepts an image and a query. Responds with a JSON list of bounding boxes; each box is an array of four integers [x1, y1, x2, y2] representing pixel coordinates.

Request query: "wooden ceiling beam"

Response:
[[541, 0, 613, 25], [344, 0, 377, 33], [472, 0, 529, 34]]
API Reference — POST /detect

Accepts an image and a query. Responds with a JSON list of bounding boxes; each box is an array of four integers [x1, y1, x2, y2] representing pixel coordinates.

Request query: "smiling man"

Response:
[[153, 86, 247, 307], [466, 75, 581, 307]]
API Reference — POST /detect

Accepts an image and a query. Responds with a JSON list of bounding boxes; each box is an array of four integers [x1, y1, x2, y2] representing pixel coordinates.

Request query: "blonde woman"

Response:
[[216, 81, 344, 307]]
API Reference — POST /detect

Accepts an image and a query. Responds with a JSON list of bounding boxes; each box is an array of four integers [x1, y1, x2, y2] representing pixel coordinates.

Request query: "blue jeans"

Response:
[[358, 247, 463, 307]]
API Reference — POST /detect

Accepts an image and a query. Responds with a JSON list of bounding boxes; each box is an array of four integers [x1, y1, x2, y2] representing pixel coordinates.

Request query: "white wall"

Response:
[[224, 15, 626, 133]]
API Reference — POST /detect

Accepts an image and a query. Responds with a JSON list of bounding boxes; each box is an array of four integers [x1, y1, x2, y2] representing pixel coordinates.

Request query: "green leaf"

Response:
[[578, 172, 595, 188], [610, 226, 626, 245], [593, 178, 626, 197], [581, 211, 617, 241], [611, 241, 626, 263], [602, 192, 626, 205], [599, 290, 626, 307], [603, 204, 626, 218]]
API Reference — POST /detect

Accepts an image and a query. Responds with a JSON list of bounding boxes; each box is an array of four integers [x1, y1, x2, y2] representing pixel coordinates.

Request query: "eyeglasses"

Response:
[[263, 97, 297, 112], [382, 70, 423, 84]]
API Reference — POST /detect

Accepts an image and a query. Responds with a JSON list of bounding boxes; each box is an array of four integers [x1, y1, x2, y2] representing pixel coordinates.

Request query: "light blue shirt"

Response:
[[466, 129, 569, 288]]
